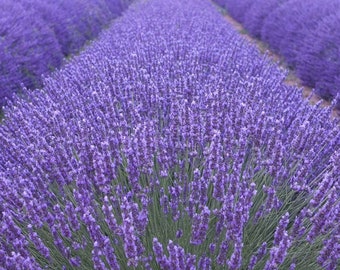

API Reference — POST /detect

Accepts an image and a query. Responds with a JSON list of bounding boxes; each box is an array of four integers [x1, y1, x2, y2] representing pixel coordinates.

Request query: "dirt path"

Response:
[[223, 14, 340, 119]]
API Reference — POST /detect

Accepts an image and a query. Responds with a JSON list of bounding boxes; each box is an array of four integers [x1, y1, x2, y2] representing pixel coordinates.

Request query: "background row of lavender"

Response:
[[0, 0, 132, 108], [214, 0, 340, 109], [0, 0, 339, 269]]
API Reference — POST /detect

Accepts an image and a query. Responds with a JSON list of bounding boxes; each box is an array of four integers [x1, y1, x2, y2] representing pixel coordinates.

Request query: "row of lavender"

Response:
[[214, 0, 340, 108], [1, 0, 340, 269], [0, 0, 131, 107]]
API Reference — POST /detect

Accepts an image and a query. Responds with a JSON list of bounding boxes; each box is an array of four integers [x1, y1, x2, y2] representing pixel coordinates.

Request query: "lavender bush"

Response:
[[0, 0, 340, 269], [242, 0, 288, 39], [0, 1, 62, 107], [220, 0, 254, 23], [214, 0, 340, 108], [264, 0, 340, 67], [0, 0, 130, 108], [17, 0, 124, 56], [295, 11, 340, 104]]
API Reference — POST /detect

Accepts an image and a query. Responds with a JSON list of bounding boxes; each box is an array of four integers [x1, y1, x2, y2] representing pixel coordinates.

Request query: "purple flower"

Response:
[[0, 0, 130, 108], [190, 206, 211, 245], [0, 0, 339, 269], [153, 238, 169, 269], [274, 213, 290, 246]]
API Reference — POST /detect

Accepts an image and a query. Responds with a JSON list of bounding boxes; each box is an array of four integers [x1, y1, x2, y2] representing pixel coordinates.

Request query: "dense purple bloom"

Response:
[[153, 238, 170, 269], [228, 240, 243, 270], [296, 10, 340, 105], [217, 240, 229, 266], [243, 0, 288, 38], [190, 206, 210, 245], [216, 0, 340, 107], [198, 256, 211, 270], [274, 0, 339, 67], [0, 0, 130, 108], [0, 0, 339, 269], [0, 1, 62, 107], [222, 0, 254, 23], [260, 0, 297, 52], [317, 226, 340, 270]]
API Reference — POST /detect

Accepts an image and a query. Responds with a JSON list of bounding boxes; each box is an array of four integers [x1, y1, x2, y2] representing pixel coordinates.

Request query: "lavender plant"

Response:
[[295, 11, 340, 105], [260, 0, 340, 105], [240, 0, 288, 39], [0, 1, 62, 107], [0, 0, 130, 108], [266, 0, 340, 67], [17, 0, 119, 56], [0, 0, 339, 269], [220, 0, 254, 23], [214, 0, 340, 108]]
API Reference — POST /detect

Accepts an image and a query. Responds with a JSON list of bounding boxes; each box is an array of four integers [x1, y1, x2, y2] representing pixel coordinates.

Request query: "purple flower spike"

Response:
[[153, 238, 169, 269], [190, 206, 211, 245]]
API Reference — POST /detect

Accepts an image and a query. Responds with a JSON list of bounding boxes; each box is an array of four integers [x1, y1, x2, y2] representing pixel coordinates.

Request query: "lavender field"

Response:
[[215, 0, 340, 109], [0, 0, 131, 107], [0, 0, 340, 269]]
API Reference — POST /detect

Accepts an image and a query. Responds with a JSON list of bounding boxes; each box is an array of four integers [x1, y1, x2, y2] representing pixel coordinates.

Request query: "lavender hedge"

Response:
[[0, 1, 62, 107], [221, 0, 253, 23], [246, 0, 289, 41], [1, 0, 340, 269], [294, 10, 340, 101], [0, 0, 130, 108], [214, 0, 340, 108]]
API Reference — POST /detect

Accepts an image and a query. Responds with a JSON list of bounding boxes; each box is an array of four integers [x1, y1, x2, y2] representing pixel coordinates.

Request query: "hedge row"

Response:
[[216, 0, 340, 108], [0, 0, 131, 107]]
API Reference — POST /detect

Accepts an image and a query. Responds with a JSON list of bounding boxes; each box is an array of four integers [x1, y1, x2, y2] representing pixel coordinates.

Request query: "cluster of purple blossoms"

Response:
[[0, 0, 132, 108], [0, 0, 339, 269], [215, 0, 340, 108]]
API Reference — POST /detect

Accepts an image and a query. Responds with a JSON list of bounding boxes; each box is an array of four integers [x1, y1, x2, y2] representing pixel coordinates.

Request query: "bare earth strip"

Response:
[[223, 13, 340, 118]]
